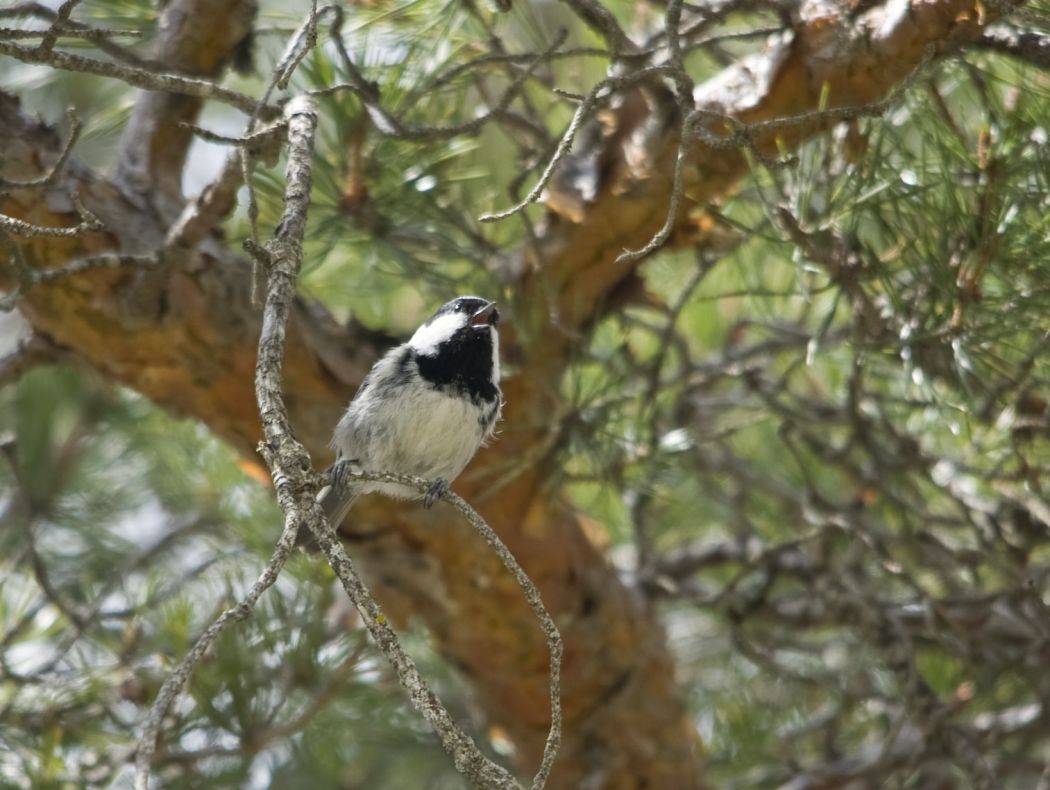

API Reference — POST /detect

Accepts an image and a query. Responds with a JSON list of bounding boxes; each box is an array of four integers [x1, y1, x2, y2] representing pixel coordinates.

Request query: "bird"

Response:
[[312, 295, 502, 536]]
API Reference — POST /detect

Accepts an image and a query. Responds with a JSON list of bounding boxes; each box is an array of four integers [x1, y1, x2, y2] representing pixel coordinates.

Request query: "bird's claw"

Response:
[[331, 458, 353, 489], [424, 479, 449, 509]]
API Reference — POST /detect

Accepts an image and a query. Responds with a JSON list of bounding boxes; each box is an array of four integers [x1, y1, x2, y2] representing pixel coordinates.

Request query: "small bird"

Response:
[[315, 296, 502, 533]]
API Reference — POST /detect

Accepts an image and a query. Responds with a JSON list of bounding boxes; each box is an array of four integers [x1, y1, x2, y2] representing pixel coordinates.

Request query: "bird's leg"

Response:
[[423, 478, 449, 509]]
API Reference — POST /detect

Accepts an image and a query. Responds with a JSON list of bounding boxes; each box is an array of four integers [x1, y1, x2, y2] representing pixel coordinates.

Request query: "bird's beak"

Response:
[[469, 301, 499, 327]]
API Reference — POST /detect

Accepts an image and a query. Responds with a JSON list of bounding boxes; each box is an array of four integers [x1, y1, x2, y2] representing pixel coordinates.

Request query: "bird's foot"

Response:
[[424, 479, 449, 509], [330, 458, 354, 489]]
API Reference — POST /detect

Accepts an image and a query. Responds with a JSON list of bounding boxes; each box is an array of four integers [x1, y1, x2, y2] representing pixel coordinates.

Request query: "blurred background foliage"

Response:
[[2, 0, 1050, 787]]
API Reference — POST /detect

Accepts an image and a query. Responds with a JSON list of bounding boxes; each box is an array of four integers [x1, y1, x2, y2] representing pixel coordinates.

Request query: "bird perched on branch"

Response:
[[310, 296, 502, 539]]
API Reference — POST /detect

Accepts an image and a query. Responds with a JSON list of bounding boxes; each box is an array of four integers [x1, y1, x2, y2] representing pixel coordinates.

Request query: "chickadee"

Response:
[[315, 296, 502, 532]]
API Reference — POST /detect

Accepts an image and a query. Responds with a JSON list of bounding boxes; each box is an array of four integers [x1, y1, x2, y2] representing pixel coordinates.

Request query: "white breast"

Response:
[[331, 348, 493, 500]]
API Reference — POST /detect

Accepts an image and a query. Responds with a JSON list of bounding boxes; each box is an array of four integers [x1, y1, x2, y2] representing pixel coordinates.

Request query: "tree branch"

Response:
[[0, 39, 266, 116], [248, 94, 523, 790]]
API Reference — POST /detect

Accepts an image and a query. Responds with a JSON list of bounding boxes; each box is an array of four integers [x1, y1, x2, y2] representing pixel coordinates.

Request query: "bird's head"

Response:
[[410, 296, 501, 395]]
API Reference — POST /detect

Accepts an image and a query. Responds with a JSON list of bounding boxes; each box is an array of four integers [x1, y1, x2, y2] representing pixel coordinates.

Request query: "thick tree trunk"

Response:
[[0, 1, 998, 786]]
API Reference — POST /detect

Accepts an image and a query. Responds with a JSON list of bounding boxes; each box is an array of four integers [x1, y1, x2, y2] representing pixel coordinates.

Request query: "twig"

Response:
[[332, 469, 564, 790], [133, 96, 320, 790], [318, 5, 568, 143], [617, 45, 936, 262], [428, 45, 611, 91], [25, 520, 86, 628], [0, 2, 152, 68], [0, 39, 269, 116], [166, 119, 286, 250], [305, 509, 523, 788], [0, 196, 102, 237], [248, 94, 528, 789], [478, 65, 677, 223], [132, 511, 301, 790], [0, 26, 142, 42], [0, 109, 81, 190], [34, 0, 80, 57], [557, 0, 638, 56], [974, 24, 1050, 70], [272, 0, 319, 91], [616, 0, 692, 264], [179, 121, 287, 148], [1, 241, 160, 313]]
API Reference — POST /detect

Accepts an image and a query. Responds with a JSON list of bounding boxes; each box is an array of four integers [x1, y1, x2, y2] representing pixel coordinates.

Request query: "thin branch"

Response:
[[557, 0, 638, 56], [272, 0, 319, 91], [478, 65, 678, 223], [322, 9, 570, 143], [332, 469, 564, 790], [617, 45, 936, 262], [428, 45, 612, 91], [302, 498, 522, 789], [132, 513, 301, 790], [1, 241, 160, 313], [132, 96, 321, 790], [249, 93, 521, 790], [616, 0, 693, 264], [34, 0, 81, 57], [0, 193, 102, 237], [0, 2, 153, 68], [0, 25, 143, 42], [0, 39, 269, 116], [179, 121, 288, 148], [0, 109, 81, 190], [166, 119, 286, 251], [25, 521, 86, 628]]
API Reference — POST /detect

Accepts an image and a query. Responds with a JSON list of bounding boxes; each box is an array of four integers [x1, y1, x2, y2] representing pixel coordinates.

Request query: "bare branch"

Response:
[[34, 0, 81, 57], [132, 513, 301, 790], [479, 65, 678, 223], [1, 239, 160, 313], [0, 39, 268, 116], [166, 119, 286, 250], [0, 197, 101, 238], [246, 93, 525, 789], [302, 502, 522, 789], [557, 0, 638, 56], [134, 93, 322, 790], [322, 8, 570, 142], [615, 0, 692, 264], [617, 43, 935, 263], [0, 109, 80, 190], [331, 469, 564, 790]]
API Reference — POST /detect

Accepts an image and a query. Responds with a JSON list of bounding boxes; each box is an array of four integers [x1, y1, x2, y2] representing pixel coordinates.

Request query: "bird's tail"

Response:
[[295, 474, 358, 551], [319, 481, 359, 529]]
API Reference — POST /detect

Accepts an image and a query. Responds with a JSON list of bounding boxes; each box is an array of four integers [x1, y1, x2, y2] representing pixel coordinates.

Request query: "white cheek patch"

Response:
[[409, 312, 467, 356]]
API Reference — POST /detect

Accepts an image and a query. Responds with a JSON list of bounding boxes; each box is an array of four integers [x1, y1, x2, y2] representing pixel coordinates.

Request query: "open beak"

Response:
[[469, 301, 499, 327]]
